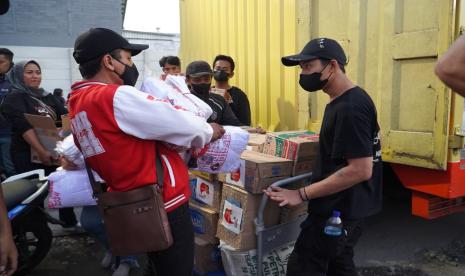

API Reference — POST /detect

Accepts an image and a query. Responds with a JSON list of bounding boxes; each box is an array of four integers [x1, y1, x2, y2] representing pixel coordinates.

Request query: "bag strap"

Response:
[[155, 148, 164, 188], [84, 147, 164, 197], [84, 161, 103, 198]]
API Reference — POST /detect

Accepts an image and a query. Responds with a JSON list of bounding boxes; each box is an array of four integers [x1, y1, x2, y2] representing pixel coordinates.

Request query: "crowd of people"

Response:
[[0, 26, 463, 276], [0, 28, 252, 276]]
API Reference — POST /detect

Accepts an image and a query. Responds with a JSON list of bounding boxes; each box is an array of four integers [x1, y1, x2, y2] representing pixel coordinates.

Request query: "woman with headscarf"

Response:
[[1, 60, 66, 173], [1, 60, 77, 227]]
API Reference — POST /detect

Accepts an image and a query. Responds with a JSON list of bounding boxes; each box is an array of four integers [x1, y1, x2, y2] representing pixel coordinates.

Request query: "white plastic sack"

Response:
[[140, 75, 213, 120], [189, 126, 249, 173], [220, 241, 295, 276], [47, 169, 100, 208], [56, 135, 85, 169]]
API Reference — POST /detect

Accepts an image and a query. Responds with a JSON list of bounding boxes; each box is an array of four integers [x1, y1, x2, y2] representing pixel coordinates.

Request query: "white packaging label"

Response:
[[226, 159, 246, 188], [221, 200, 244, 234], [195, 177, 214, 206]]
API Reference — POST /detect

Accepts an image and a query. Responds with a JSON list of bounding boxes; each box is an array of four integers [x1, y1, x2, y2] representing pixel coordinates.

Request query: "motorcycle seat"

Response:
[[2, 179, 40, 210]]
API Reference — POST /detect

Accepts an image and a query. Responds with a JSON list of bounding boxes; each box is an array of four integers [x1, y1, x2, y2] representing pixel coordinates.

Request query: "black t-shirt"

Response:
[[309, 86, 382, 220], [192, 92, 242, 126], [227, 86, 251, 126], [1, 91, 67, 152]]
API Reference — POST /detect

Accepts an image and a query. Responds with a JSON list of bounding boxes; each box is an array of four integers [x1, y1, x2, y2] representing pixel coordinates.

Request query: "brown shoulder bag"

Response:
[[84, 152, 173, 255]]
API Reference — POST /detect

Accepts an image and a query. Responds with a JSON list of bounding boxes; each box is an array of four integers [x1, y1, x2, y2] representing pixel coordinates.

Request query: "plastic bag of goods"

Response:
[[47, 169, 101, 208], [56, 135, 85, 169], [220, 241, 295, 276], [140, 75, 213, 120], [189, 126, 249, 173]]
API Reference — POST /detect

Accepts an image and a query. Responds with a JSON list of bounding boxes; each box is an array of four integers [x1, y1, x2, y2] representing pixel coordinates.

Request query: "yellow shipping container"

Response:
[[180, 0, 465, 218]]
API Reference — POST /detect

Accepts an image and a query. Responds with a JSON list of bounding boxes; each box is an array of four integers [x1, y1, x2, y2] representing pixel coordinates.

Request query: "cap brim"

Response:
[[188, 72, 213, 78], [281, 54, 318, 66], [123, 43, 149, 56]]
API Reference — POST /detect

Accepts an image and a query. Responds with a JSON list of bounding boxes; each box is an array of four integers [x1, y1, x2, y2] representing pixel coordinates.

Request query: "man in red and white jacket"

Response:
[[69, 28, 224, 276]]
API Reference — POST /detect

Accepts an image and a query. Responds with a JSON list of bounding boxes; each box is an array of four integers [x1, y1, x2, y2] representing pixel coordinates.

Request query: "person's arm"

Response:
[[1, 93, 54, 165], [265, 157, 372, 206], [0, 187, 17, 276], [266, 102, 375, 206], [435, 35, 465, 96], [22, 129, 54, 166], [220, 98, 243, 126], [113, 86, 219, 148], [1, 93, 33, 135], [233, 88, 251, 126]]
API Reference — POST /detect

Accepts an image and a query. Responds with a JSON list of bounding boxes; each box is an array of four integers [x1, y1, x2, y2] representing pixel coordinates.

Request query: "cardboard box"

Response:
[[225, 150, 293, 194], [246, 133, 267, 152], [262, 131, 319, 176], [190, 201, 219, 244], [280, 202, 308, 224], [217, 184, 281, 250], [25, 114, 62, 164], [194, 237, 223, 274], [189, 170, 226, 183], [190, 177, 223, 212]]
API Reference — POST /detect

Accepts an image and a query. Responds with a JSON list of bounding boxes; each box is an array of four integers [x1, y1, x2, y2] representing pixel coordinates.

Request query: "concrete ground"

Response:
[[23, 196, 465, 276]]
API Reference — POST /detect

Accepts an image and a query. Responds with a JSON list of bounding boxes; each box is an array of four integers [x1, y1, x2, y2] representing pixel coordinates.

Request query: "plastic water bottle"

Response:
[[323, 210, 343, 236]]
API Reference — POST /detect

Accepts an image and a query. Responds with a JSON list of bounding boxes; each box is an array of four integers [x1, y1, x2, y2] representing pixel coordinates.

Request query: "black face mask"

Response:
[[213, 70, 229, 82], [191, 83, 211, 96], [299, 63, 330, 92], [113, 58, 139, 86]]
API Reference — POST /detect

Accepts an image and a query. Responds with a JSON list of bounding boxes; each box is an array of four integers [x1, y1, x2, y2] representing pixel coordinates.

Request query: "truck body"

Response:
[[179, 0, 465, 219]]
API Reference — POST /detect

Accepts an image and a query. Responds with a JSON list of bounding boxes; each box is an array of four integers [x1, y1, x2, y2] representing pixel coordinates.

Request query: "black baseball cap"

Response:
[[0, 0, 9, 15], [186, 61, 213, 77], [73, 28, 148, 64], [281, 38, 347, 66]]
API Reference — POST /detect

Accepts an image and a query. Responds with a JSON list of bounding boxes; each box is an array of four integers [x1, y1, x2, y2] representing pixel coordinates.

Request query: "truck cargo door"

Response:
[[380, 0, 456, 170]]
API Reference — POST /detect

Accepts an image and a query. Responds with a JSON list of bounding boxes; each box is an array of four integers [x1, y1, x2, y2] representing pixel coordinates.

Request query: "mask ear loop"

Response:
[[107, 54, 126, 81], [320, 61, 334, 90]]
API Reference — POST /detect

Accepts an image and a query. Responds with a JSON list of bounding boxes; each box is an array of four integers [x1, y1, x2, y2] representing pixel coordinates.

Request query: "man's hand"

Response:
[[264, 187, 303, 207], [37, 150, 54, 166], [0, 228, 17, 276], [209, 123, 225, 142]]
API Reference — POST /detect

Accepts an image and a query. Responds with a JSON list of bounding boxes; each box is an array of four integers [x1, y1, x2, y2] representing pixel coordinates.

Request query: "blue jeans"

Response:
[[80, 205, 138, 267], [0, 136, 15, 176]]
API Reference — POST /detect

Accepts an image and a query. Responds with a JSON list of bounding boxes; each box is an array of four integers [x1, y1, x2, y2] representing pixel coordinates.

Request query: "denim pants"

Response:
[[80, 205, 138, 267]]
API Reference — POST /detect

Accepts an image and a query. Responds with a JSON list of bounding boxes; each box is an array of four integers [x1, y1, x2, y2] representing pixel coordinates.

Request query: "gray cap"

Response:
[[186, 60, 213, 77]]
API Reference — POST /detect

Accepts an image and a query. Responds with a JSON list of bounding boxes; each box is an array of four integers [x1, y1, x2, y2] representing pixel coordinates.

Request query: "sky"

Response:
[[123, 0, 180, 34]]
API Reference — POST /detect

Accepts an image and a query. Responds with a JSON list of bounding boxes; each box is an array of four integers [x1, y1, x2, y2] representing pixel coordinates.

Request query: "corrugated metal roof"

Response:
[[122, 30, 180, 41]]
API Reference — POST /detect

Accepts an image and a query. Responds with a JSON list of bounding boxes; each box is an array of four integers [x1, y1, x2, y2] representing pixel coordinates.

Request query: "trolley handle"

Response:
[[256, 172, 312, 227]]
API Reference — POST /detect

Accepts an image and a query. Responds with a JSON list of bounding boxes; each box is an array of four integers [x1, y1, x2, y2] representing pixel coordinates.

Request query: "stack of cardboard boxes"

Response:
[[262, 131, 319, 176], [189, 130, 319, 275], [189, 171, 225, 274], [217, 150, 293, 250]]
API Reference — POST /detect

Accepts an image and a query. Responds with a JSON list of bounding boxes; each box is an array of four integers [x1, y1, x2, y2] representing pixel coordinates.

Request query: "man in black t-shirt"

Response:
[[265, 38, 382, 276], [185, 60, 242, 126], [212, 55, 251, 126]]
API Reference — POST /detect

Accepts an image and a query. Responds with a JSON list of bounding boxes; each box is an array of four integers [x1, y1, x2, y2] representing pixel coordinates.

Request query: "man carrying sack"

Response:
[[68, 28, 225, 276]]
